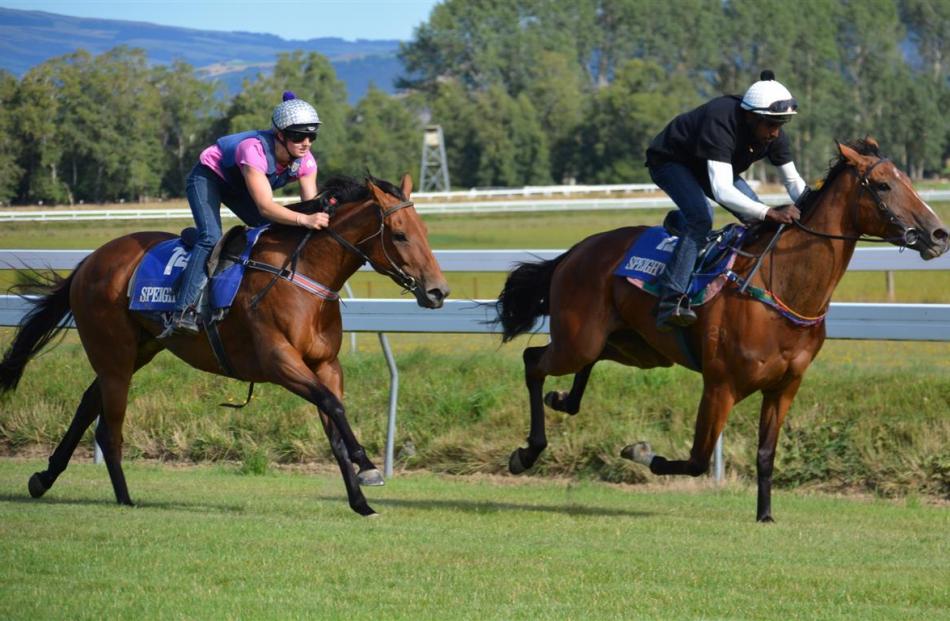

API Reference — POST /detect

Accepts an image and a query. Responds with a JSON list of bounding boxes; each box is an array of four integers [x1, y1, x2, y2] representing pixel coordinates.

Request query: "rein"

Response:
[[241, 197, 418, 308], [326, 199, 420, 294], [730, 156, 917, 326], [791, 158, 919, 246]]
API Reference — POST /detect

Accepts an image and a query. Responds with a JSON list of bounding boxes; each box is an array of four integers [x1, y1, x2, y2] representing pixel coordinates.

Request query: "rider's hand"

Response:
[[764, 204, 801, 224], [296, 212, 330, 230]]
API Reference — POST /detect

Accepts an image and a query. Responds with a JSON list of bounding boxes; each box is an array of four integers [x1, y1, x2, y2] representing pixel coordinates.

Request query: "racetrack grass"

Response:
[[1, 331, 947, 498], [0, 459, 946, 621]]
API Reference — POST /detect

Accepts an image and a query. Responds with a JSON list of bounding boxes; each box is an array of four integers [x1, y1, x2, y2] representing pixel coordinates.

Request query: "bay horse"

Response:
[[496, 139, 948, 521], [0, 174, 449, 517]]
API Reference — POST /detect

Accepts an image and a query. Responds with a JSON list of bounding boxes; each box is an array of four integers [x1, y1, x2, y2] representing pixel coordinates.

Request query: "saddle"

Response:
[[614, 214, 748, 306], [128, 224, 268, 319], [127, 225, 269, 377]]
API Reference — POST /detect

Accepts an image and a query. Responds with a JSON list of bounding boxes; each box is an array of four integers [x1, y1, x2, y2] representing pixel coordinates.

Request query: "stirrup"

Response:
[[656, 295, 697, 331], [157, 308, 200, 339]]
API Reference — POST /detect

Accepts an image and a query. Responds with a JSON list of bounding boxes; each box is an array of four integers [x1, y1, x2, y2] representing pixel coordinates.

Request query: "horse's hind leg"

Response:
[[543, 362, 595, 415], [28, 380, 103, 498], [509, 346, 550, 474], [86, 338, 163, 506]]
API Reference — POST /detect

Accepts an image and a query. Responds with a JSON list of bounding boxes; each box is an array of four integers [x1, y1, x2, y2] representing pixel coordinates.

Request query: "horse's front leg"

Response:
[[623, 382, 736, 477], [274, 350, 377, 516], [509, 346, 550, 474], [755, 378, 802, 523], [314, 358, 383, 487]]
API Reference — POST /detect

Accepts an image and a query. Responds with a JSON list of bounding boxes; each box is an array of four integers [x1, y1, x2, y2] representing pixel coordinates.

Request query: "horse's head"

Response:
[[837, 138, 949, 260], [358, 174, 450, 308]]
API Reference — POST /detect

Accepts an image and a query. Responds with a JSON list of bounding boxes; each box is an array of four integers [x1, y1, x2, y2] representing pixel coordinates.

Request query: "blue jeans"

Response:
[[650, 161, 758, 298], [175, 164, 264, 313]]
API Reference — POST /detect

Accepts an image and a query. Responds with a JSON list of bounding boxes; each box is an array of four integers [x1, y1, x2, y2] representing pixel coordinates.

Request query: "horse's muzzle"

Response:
[[917, 226, 949, 260], [416, 284, 449, 309]]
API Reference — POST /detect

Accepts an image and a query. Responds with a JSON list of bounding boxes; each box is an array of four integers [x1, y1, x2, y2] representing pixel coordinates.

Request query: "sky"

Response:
[[1, 0, 442, 41]]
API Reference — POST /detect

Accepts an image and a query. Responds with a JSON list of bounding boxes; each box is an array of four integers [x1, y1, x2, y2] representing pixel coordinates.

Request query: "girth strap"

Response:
[[204, 318, 236, 376], [240, 258, 340, 301]]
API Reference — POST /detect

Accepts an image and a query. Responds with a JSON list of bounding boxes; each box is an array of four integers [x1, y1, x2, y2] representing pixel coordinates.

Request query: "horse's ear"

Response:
[[865, 135, 880, 151], [400, 173, 413, 198], [836, 140, 872, 173], [365, 178, 389, 206]]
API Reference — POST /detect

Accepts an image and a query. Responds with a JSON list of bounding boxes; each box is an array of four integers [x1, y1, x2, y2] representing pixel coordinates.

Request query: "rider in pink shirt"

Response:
[[160, 92, 329, 338]]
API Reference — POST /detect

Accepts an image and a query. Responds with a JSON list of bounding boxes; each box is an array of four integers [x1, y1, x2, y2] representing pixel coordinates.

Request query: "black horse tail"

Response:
[[0, 269, 78, 394], [496, 253, 568, 342]]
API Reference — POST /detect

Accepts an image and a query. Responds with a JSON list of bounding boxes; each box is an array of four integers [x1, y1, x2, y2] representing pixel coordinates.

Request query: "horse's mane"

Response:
[[797, 138, 881, 214], [290, 174, 406, 215]]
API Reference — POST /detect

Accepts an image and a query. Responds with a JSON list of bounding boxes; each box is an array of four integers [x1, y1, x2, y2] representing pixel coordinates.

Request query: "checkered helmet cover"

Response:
[[272, 98, 321, 132]]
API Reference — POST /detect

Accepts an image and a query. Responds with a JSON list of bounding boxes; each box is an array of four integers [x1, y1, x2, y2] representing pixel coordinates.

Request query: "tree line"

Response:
[[0, 0, 947, 206]]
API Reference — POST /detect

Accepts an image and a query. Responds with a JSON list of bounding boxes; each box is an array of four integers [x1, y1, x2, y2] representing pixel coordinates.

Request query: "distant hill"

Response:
[[0, 8, 405, 102]]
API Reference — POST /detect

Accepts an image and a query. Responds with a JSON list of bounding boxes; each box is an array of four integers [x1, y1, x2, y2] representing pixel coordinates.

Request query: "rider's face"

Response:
[[751, 117, 785, 145], [278, 131, 313, 159]]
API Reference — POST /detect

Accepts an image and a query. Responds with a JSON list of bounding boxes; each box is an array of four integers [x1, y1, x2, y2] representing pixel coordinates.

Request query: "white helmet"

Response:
[[272, 91, 321, 133], [740, 70, 798, 122]]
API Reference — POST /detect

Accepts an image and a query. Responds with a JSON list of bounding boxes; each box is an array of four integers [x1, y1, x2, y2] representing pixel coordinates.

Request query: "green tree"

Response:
[[0, 70, 23, 204], [523, 50, 589, 183], [573, 59, 695, 183], [428, 80, 481, 188], [154, 60, 222, 197], [14, 56, 72, 204], [342, 85, 423, 182]]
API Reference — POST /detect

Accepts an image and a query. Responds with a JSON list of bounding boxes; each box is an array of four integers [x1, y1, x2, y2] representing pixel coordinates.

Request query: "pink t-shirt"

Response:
[[199, 137, 317, 183]]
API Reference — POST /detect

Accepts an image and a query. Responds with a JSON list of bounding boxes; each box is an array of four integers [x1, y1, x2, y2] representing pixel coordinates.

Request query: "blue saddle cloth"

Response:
[[129, 225, 269, 313], [613, 224, 746, 304]]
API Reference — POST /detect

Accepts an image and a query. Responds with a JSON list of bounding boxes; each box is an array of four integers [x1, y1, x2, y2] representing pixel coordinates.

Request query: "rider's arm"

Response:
[[242, 166, 327, 229], [707, 160, 770, 221], [298, 170, 318, 202], [777, 161, 807, 202]]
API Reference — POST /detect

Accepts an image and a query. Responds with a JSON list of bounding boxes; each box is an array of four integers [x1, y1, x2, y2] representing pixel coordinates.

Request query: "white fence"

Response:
[[2, 247, 949, 478], [2, 189, 948, 221]]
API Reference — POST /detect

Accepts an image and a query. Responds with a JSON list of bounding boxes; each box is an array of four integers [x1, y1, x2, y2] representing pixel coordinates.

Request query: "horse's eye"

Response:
[[392, 231, 408, 243], [876, 182, 891, 192]]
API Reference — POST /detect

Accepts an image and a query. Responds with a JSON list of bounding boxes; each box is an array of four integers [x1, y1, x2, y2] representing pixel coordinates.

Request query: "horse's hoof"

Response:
[[28, 473, 49, 498], [544, 391, 578, 415], [354, 503, 378, 517], [620, 442, 655, 466], [543, 391, 564, 409], [757, 515, 775, 524], [508, 448, 527, 475], [358, 469, 385, 487]]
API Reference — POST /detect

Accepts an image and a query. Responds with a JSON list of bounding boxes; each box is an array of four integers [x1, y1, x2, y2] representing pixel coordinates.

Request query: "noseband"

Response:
[[326, 199, 421, 294], [792, 157, 919, 246]]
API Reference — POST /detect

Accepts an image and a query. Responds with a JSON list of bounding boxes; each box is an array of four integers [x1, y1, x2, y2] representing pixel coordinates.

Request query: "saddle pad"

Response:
[[613, 225, 745, 305], [129, 225, 269, 313]]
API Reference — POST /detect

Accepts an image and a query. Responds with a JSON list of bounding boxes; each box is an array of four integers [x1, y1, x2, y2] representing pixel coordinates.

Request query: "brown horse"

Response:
[[496, 139, 948, 521], [0, 174, 449, 517]]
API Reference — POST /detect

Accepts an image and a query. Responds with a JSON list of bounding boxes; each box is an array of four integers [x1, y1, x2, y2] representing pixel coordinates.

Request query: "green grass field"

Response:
[[0, 459, 947, 621]]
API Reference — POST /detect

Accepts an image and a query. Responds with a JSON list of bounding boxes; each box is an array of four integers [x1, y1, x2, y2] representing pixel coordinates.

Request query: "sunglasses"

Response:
[[750, 98, 798, 114], [284, 129, 317, 143]]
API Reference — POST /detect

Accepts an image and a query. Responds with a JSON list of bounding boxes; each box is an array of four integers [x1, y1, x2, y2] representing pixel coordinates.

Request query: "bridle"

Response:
[[326, 199, 421, 294], [792, 157, 919, 246], [735, 157, 920, 312], [245, 197, 420, 310]]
